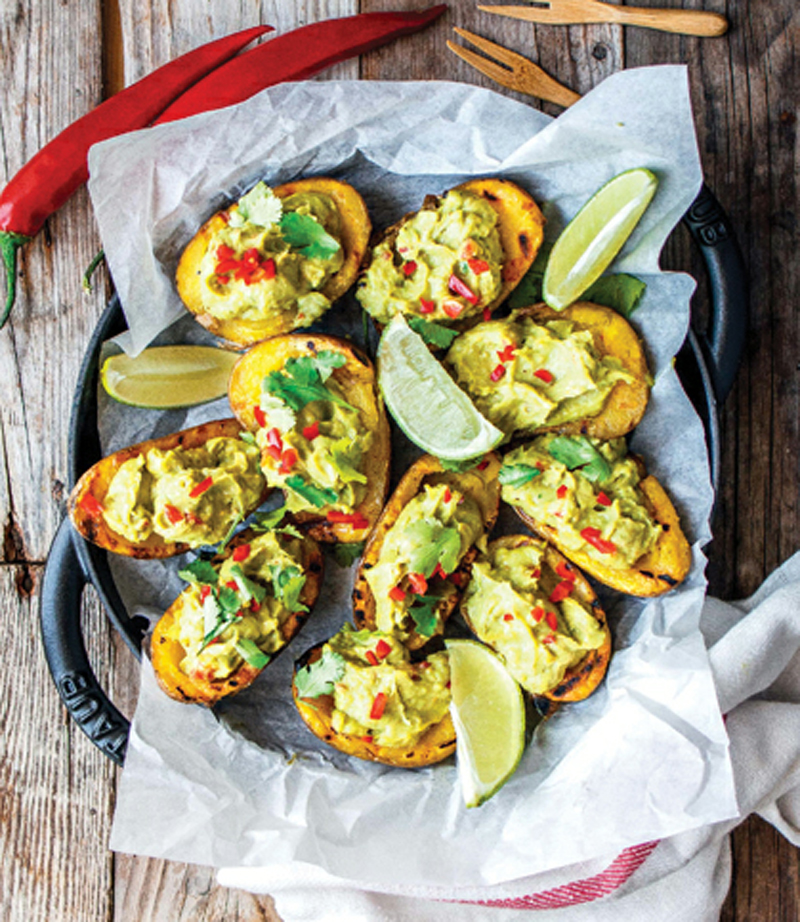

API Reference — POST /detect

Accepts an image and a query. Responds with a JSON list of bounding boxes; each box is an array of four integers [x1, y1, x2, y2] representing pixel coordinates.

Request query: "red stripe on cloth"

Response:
[[453, 840, 659, 910]]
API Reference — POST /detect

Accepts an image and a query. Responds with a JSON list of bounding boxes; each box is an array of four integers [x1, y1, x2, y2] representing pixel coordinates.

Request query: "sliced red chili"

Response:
[[79, 493, 105, 519], [496, 344, 517, 363], [365, 650, 379, 666], [302, 421, 320, 441], [266, 428, 283, 450], [418, 298, 435, 314], [253, 405, 267, 429], [199, 585, 212, 601], [164, 504, 184, 525], [216, 244, 235, 261], [443, 487, 452, 503], [468, 258, 490, 274], [483, 307, 492, 322], [369, 692, 387, 721], [226, 580, 239, 592], [545, 610, 558, 631], [279, 448, 298, 474], [580, 527, 617, 555], [442, 299, 464, 319], [531, 567, 541, 579], [189, 475, 213, 498], [555, 560, 575, 582], [448, 274, 479, 304], [490, 364, 506, 382], [402, 260, 417, 276], [477, 458, 490, 470], [532, 606, 545, 623], [503, 613, 514, 622], [261, 257, 277, 280], [408, 572, 428, 595], [534, 368, 554, 384], [326, 510, 370, 529], [549, 580, 574, 603], [542, 633, 556, 645], [432, 562, 448, 579], [375, 639, 392, 659], [596, 491, 612, 507], [232, 543, 251, 562], [556, 484, 568, 499], [389, 585, 406, 602]]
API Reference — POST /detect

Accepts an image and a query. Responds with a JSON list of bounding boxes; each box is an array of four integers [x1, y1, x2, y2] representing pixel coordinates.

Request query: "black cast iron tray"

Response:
[[39, 183, 747, 766]]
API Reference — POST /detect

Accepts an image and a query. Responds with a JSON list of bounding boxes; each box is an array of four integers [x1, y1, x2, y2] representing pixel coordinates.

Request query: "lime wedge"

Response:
[[543, 168, 658, 311], [445, 638, 525, 808], [101, 345, 240, 409], [377, 315, 503, 460]]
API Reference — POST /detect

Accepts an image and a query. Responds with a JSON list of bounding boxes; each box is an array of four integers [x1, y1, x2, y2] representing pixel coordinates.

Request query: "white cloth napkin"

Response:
[[217, 550, 800, 920]]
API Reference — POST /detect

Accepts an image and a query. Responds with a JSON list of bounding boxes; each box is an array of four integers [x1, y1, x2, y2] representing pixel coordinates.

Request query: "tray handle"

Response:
[[39, 518, 129, 766]]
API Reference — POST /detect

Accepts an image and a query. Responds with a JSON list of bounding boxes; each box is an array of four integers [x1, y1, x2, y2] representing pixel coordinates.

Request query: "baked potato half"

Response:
[[353, 453, 502, 649], [501, 435, 691, 597], [445, 301, 650, 442], [228, 333, 391, 543], [460, 534, 611, 703], [292, 628, 456, 767], [151, 525, 323, 707], [176, 177, 371, 347], [68, 418, 268, 559], [356, 177, 545, 332]]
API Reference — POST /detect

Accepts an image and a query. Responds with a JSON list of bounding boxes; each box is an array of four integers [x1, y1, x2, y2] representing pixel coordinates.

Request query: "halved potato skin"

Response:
[[68, 418, 269, 559], [353, 453, 502, 649], [363, 178, 545, 334], [511, 301, 651, 440], [176, 177, 371, 347], [150, 528, 323, 707], [292, 643, 456, 767], [509, 457, 692, 597], [228, 333, 391, 544], [460, 534, 612, 703]]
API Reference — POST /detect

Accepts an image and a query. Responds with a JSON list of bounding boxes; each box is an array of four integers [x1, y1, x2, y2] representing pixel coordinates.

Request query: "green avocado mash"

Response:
[[445, 311, 633, 439], [321, 626, 451, 748], [171, 530, 308, 682], [365, 482, 484, 642], [500, 435, 661, 570], [103, 436, 264, 547], [198, 182, 345, 327], [356, 189, 503, 325], [253, 350, 373, 515], [462, 540, 605, 695]]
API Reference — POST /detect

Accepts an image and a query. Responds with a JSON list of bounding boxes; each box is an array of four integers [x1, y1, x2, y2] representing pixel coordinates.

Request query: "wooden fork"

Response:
[[479, 0, 729, 37], [447, 28, 581, 107]]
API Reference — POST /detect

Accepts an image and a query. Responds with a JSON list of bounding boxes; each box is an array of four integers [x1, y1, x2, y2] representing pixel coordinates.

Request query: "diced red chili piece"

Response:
[[580, 527, 617, 555], [261, 258, 276, 280], [420, 661, 431, 670], [555, 560, 575, 582], [216, 244, 235, 261], [490, 364, 506, 382], [253, 405, 267, 428], [402, 260, 417, 276], [443, 487, 452, 503], [542, 633, 556, 645], [503, 613, 514, 622], [534, 368, 554, 384], [549, 580, 574, 603], [189, 475, 213, 498], [496, 344, 517, 363], [164, 503, 184, 525], [245, 265, 267, 285], [361, 736, 374, 743], [531, 567, 541, 579], [199, 585, 212, 601], [483, 307, 492, 322], [408, 572, 428, 595], [250, 601, 260, 612], [442, 299, 464, 319], [477, 458, 489, 470], [267, 445, 282, 461], [225, 580, 239, 591], [326, 510, 370, 529], [556, 484, 568, 499], [545, 610, 558, 631], [389, 585, 406, 602], [460, 239, 478, 259], [215, 273, 230, 285], [369, 692, 387, 721], [215, 258, 241, 274], [418, 298, 435, 314], [266, 428, 283, 450], [375, 639, 392, 659], [242, 247, 261, 267], [279, 448, 298, 474], [232, 543, 251, 562], [432, 562, 448, 579], [79, 493, 105, 519], [302, 421, 320, 441], [596, 491, 612, 507], [468, 258, 490, 274], [532, 606, 545, 622], [365, 650, 379, 666], [448, 274, 479, 304]]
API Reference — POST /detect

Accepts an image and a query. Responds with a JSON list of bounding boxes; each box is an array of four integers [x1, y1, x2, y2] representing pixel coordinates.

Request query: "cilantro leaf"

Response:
[[408, 595, 441, 638], [499, 464, 541, 487], [235, 638, 271, 670], [228, 564, 268, 605], [270, 563, 308, 613], [332, 541, 365, 568], [216, 584, 242, 616], [547, 436, 612, 483], [295, 649, 346, 698], [405, 520, 462, 578], [285, 475, 339, 508], [407, 317, 459, 349], [231, 181, 283, 228], [263, 356, 354, 412], [310, 350, 347, 382], [253, 506, 290, 532], [178, 558, 219, 586], [279, 211, 341, 260], [216, 514, 243, 554], [582, 273, 647, 318]]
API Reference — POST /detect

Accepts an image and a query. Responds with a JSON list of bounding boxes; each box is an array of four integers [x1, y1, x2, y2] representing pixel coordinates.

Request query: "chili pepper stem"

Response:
[[0, 231, 31, 329], [82, 248, 106, 294]]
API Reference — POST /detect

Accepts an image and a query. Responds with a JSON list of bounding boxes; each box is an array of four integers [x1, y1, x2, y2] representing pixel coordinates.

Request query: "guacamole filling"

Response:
[[500, 435, 661, 570], [462, 541, 605, 695], [364, 482, 484, 642], [356, 189, 503, 325], [252, 349, 373, 516], [102, 436, 264, 546], [445, 310, 633, 438], [170, 529, 309, 682], [295, 626, 451, 749], [197, 182, 345, 327]]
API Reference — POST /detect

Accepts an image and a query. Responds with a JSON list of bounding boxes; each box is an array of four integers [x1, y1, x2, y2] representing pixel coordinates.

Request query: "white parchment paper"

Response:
[[85, 67, 739, 888]]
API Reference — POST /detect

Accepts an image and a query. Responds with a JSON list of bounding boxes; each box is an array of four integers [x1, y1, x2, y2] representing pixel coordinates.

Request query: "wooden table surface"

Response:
[[1, 1, 797, 919]]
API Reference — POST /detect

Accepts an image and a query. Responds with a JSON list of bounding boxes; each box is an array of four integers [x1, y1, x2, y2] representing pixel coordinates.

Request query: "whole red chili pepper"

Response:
[[155, 6, 448, 124], [0, 25, 272, 329]]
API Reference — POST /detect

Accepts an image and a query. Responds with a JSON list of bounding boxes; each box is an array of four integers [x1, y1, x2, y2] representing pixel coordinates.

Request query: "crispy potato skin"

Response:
[[461, 535, 612, 704], [292, 644, 456, 767], [175, 178, 371, 347], [68, 418, 268, 559], [353, 453, 502, 649], [510, 460, 692, 597], [228, 333, 391, 544], [515, 301, 651, 440], [150, 529, 323, 707]]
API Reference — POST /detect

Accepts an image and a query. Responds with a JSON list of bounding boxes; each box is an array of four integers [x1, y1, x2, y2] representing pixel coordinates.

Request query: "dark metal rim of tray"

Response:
[[39, 183, 748, 766]]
